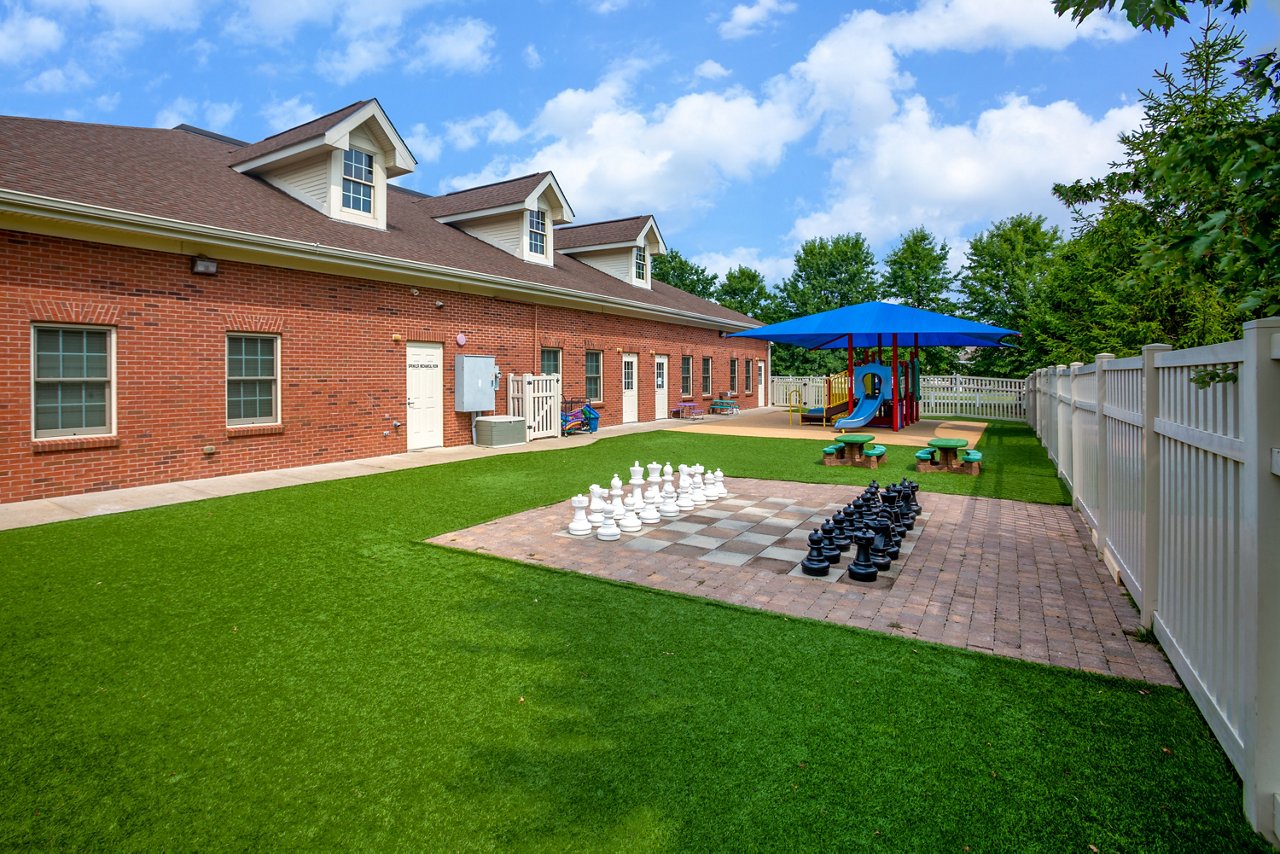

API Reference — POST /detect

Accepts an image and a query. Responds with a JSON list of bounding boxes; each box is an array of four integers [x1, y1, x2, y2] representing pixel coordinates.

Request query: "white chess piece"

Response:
[[629, 461, 646, 514], [587, 485, 606, 527], [568, 494, 592, 536], [706, 467, 723, 500], [690, 464, 707, 505], [611, 492, 626, 521], [647, 461, 662, 489], [676, 464, 694, 511], [610, 473, 624, 505], [597, 511, 621, 541], [713, 468, 726, 499], [661, 462, 674, 494], [659, 481, 680, 518], [618, 497, 642, 533], [639, 482, 661, 524]]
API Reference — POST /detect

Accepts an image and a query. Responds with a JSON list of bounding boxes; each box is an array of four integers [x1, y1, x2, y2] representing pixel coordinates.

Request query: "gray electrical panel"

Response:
[[455, 355, 499, 412]]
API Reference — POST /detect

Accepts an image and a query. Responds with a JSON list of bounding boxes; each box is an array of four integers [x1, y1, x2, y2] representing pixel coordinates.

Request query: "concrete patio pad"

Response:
[[432, 476, 1179, 686]]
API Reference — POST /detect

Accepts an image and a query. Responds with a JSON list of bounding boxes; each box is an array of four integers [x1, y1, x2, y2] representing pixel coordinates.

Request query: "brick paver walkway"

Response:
[[431, 477, 1178, 686]]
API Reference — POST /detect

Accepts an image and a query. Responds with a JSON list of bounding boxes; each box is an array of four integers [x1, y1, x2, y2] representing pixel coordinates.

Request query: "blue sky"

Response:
[[3, 0, 1278, 284]]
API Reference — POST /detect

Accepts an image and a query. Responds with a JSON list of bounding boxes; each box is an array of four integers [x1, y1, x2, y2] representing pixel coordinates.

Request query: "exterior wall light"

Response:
[[191, 256, 218, 275]]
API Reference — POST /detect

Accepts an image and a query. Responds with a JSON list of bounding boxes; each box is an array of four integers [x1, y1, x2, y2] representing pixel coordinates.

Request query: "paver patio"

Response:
[[432, 476, 1179, 686]]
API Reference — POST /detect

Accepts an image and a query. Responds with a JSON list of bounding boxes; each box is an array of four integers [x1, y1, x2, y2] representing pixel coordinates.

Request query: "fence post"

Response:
[[1069, 362, 1085, 509], [1094, 354, 1115, 571], [1239, 317, 1280, 843], [1139, 343, 1171, 628]]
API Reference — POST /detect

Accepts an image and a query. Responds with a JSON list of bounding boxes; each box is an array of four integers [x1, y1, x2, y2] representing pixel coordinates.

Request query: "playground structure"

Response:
[[790, 348, 923, 432]]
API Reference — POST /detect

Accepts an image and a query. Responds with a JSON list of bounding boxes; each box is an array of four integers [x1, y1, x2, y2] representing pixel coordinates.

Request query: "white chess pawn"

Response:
[[690, 464, 708, 506], [587, 485, 606, 527], [611, 492, 626, 521], [618, 497, 643, 533], [713, 468, 727, 499], [659, 482, 680, 518], [676, 465, 694, 511], [705, 467, 723, 500], [597, 511, 621, 541], [639, 483, 661, 524], [568, 494, 592, 536], [661, 462, 674, 494]]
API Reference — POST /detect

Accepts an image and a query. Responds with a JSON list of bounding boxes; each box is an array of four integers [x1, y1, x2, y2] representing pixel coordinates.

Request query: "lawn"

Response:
[[0, 424, 1266, 850]]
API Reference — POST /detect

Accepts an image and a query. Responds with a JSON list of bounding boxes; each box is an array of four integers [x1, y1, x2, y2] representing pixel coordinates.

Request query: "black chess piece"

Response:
[[820, 520, 842, 564], [876, 510, 900, 561], [801, 529, 830, 576], [869, 517, 893, 573], [847, 525, 877, 582], [907, 480, 922, 515], [884, 490, 908, 541], [830, 510, 852, 552]]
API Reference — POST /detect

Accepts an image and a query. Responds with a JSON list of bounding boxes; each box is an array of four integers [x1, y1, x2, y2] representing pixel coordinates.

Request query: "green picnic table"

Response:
[[835, 433, 876, 462], [927, 437, 968, 468]]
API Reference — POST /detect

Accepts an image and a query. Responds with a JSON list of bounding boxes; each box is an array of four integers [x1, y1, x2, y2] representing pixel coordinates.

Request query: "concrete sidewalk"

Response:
[[0, 416, 706, 532]]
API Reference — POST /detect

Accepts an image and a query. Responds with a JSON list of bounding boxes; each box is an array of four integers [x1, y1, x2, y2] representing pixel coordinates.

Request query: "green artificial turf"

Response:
[[1, 426, 1264, 850]]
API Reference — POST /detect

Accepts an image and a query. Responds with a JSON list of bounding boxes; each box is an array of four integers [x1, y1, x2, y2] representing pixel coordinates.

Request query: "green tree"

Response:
[[1052, 3, 1279, 316], [881, 227, 960, 374], [651, 249, 719, 300], [772, 234, 881, 375], [958, 214, 1063, 377], [715, 265, 776, 322]]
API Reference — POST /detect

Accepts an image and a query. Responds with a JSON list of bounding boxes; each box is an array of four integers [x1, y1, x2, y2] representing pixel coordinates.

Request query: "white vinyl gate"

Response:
[[507, 373, 562, 440]]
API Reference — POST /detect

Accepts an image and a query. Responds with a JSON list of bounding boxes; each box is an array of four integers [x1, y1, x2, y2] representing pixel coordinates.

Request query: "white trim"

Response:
[[226, 333, 282, 427], [31, 322, 116, 440], [0, 189, 760, 332]]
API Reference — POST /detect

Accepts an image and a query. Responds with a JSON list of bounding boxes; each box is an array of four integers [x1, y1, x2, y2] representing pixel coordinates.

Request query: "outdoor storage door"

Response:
[[406, 342, 444, 449], [622, 353, 638, 423], [757, 361, 765, 407], [654, 355, 668, 419]]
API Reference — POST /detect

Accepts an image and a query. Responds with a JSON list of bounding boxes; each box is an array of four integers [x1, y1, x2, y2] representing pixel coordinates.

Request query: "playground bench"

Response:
[[914, 448, 937, 462]]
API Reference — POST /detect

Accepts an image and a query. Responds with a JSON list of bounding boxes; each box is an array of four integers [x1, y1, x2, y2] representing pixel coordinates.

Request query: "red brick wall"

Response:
[[1, 230, 770, 503]]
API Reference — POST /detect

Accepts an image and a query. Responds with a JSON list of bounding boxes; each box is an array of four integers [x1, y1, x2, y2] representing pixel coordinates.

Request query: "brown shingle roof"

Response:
[[555, 215, 653, 250], [413, 172, 551, 218], [227, 100, 370, 167], [0, 115, 757, 328]]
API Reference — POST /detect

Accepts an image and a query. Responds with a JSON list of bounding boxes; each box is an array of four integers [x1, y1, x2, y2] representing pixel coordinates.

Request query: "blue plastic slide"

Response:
[[832, 394, 882, 430], [832, 362, 892, 430]]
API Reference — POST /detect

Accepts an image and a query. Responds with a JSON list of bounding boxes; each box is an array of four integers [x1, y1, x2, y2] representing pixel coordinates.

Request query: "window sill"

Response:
[[227, 424, 285, 438], [32, 435, 120, 453]]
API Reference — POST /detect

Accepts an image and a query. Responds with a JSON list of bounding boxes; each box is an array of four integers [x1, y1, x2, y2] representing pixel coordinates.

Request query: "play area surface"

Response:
[[673, 408, 987, 445], [432, 476, 1176, 685]]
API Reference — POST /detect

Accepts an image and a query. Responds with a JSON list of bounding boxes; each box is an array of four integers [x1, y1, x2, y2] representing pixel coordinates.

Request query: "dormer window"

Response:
[[342, 148, 374, 214], [634, 246, 647, 281], [529, 210, 547, 256]]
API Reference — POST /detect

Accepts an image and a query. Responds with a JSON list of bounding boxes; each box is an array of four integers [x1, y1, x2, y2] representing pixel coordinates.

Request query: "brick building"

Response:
[[0, 99, 768, 504]]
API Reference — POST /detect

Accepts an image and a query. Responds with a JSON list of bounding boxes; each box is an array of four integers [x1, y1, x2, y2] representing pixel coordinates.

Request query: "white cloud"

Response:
[[154, 97, 239, 130], [409, 18, 495, 74], [694, 59, 730, 80], [227, 0, 440, 41], [523, 43, 542, 69], [39, 0, 206, 30], [260, 96, 317, 132], [447, 64, 808, 221], [695, 247, 793, 285], [94, 92, 121, 112], [791, 95, 1142, 245], [404, 122, 444, 164], [718, 0, 796, 40], [0, 9, 63, 64], [317, 32, 399, 83], [446, 110, 522, 150], [590, 0, 630, 12], [24, 60, 91, 93]]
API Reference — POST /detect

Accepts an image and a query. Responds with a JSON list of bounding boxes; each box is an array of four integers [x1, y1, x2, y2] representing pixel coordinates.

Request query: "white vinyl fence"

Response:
[[919, 374, 1026, 421], [507, 373, 561, 440], [1027, 317, 1280, 844], [769, 375, 828, 409]]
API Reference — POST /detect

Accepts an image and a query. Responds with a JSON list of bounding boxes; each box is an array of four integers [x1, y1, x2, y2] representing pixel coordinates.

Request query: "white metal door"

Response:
[[406, 342, 443, 449], [621, 353, 638, 423], [757, 362, 765, 407], [654, 355, 668, 419]]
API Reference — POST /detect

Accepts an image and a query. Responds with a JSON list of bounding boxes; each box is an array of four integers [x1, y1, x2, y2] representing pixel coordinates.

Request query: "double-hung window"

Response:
[[342, 148, 374, 214], [634, 247, 646, 280], [529, 210, 547, 256], [729, 359, 738, 394], [701, 357, 712, 396], [745, 359, 753, 393], [227, 335, 279, 425], [33, 325, 112, 438], [540, 348, 561, 376], [585, 350, 602, 402], [680, 356, 692, 397]]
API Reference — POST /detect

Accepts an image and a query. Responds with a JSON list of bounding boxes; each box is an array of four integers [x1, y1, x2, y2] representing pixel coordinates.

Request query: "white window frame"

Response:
[[341, 148, 375, 215], [528, 209, 547, 256], [634, 246, 647, 281], [655, 357, 666, 391], [729, 359, 738, 395], [32, 323, 115, 439], [744, 358, 753, 393], [227, 334, 281, 427], [585, 350, 603, 402], [701, 357, 713, 397], [540, 347, 562, 376], [680, 355, 692, 397]]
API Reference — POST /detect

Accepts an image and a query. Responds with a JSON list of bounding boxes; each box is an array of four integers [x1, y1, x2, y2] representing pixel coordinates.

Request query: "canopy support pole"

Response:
[[846, 334, 854, 415], [892, 334, 900, 432]]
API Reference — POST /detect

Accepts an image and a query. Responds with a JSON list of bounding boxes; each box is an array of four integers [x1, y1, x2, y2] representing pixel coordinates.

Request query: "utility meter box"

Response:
[[455, 355, 499, 412]]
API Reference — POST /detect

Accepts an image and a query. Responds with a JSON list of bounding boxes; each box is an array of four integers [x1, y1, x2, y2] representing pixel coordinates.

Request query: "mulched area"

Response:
[[431, 476, 1178, 686]]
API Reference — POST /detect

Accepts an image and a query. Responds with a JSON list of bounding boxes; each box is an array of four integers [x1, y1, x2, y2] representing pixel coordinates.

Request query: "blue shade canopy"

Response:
[[727, 301, 1017, 349]]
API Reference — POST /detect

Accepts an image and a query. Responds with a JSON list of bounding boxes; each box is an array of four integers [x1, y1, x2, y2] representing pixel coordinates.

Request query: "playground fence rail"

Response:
[[919, 374, 1026, 421], [1025, 317, 1280, 845]]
